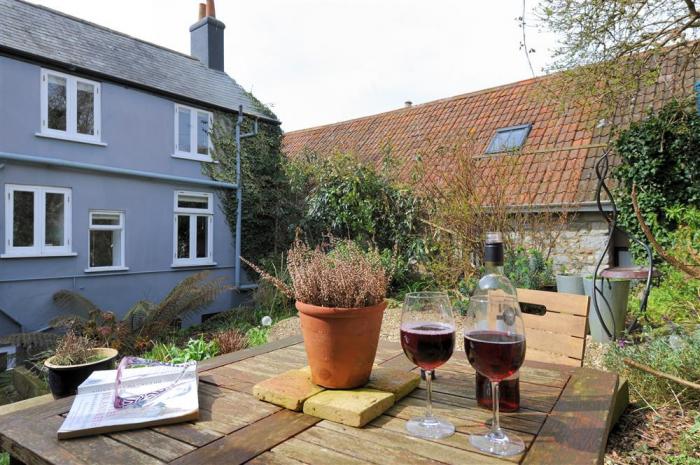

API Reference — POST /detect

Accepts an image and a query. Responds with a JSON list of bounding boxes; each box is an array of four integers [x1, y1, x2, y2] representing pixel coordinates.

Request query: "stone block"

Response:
[[303, 389, 395, 427], [365, 367, 420, 400], [253, 368, 324, 411]]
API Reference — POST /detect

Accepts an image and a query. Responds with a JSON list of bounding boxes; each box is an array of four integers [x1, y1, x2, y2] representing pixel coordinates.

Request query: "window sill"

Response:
[[84, 266, 130, 273], [171, 261, 217, 268], [171, 153, 216, 163], [35, 132, 107, 147], [1, 252, 78, 259]]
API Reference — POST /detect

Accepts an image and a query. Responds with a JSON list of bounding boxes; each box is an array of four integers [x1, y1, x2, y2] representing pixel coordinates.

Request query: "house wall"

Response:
[[0, 55, 248, 335]]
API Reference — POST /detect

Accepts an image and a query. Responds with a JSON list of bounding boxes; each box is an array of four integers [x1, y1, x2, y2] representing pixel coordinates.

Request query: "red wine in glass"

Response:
[[464, 330, 526, 381], [476, 372, 519, 412], [401, 322, 455, 371]]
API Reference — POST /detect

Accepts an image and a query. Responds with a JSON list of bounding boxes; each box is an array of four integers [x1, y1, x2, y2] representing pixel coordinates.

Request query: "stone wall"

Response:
[[519, 212, 612, 276]]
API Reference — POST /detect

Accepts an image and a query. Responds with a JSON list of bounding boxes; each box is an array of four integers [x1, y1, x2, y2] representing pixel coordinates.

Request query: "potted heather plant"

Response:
[[44, 331, 118, 398], [243, 239, 389, 389]]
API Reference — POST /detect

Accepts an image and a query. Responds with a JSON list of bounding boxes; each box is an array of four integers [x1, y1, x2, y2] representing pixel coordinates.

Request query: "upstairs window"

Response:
[[173, 191, 214, 266], [485, 124, 532, 154], [88, 211, 126, 272], [174, 104, 213, 161], [3, 185, 72, 257], [40, 69, 101, 143]]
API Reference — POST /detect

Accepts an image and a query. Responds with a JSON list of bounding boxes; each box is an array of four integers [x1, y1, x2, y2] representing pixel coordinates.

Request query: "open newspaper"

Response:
[[58, 363, 199, 439]]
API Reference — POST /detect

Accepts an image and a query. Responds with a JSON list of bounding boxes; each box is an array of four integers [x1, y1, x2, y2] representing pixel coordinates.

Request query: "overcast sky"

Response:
[[29, 0, 557, 131]]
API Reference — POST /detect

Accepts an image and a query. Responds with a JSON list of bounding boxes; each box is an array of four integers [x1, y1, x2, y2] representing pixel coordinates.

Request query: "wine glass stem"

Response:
[[425, 370, 434, 419], [491, 380, 503, 437]]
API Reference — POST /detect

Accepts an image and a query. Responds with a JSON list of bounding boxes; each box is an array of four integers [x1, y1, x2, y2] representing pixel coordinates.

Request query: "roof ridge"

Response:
[[16, 0, 198, 62], [284, 75, 548, 135]]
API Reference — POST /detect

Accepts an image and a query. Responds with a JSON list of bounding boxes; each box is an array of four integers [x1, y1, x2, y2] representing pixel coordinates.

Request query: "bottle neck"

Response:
[[485, 261, 504, 275]]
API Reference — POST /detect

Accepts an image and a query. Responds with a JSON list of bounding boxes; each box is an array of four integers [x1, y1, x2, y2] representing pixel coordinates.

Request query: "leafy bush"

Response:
[[629, 265, 700, 326], [206, 98, 298, 261], [286, 151, 425, 287], [144, 336, 219, 364], [504, 246, 555, 290], [245, 327, 269, 347], [613, 99, 700, 261], [604, 328, 700, 408], [51, 271, 229, 354]]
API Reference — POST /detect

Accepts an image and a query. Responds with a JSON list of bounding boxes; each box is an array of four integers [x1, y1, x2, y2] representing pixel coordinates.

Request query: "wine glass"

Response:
[[464, 294, 526, 456], [400, 291, 456, 439]]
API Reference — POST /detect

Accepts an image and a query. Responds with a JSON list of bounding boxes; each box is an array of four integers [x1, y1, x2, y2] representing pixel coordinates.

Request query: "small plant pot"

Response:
[[583, 277, 630, 342], [296, 300, 387, 389], [44, 348, 118, 399], [556, 274, 584, 295]]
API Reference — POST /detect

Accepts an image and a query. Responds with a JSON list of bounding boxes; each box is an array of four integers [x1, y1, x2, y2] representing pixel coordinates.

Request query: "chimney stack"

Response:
[[190, 0, 225, 71], [404, 101, 413, 108]]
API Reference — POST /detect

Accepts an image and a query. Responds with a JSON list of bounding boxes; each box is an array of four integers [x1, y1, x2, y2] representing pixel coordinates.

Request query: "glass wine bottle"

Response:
[[473, 232, 520, 413]]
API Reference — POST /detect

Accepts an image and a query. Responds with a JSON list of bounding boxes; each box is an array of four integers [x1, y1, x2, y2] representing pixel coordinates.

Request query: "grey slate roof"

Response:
[[0, 0, 276, 122]]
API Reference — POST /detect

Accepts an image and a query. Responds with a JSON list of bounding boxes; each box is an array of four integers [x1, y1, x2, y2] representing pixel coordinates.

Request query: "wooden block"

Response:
[[365, 366, 420, 400], [303, 389, 395, 427], [253, 369, 324, 411]]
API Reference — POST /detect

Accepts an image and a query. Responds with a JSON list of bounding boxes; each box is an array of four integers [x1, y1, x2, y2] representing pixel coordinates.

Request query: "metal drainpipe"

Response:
[[235, 107, 243, 288], [233, 105, 259, 289]]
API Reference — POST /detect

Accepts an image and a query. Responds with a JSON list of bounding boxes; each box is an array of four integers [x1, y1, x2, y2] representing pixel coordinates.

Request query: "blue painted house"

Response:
[[0, 0, 274, 335]]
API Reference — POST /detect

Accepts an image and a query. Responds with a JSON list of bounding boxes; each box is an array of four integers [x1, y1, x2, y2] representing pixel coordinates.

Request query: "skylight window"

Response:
[[485, 124, 532, 154]]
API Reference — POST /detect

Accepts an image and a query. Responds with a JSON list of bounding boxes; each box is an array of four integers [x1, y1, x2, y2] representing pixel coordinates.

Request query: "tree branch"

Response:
[[684, 0, 699, 17], [631, 184, 700, 279], [624, 358, 700, 391]]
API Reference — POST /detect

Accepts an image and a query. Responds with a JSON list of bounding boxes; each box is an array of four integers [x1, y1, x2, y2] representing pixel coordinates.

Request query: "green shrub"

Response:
[[0, 452, 8, 465], [604, 329, 700, 408], [286, 151, 425, 288], [613, 99, 700, 261], [144, 336, 219, 364], [629, 265, 700, 326], [246, 327, 269, 347], [504, 246, 555, 290]]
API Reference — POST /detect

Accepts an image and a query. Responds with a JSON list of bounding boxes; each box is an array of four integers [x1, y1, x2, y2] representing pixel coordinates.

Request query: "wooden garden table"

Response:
[[0, 336, 619, 465]]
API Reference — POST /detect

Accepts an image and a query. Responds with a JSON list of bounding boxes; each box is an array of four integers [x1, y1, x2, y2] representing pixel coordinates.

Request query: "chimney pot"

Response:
[[198, 3, 206, 20], [404, 101, 413, 108], [206, 0, 216, 18]]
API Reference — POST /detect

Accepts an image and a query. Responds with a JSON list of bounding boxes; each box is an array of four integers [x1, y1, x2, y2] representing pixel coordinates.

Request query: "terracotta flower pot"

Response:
[[296, 299, 387, 389]]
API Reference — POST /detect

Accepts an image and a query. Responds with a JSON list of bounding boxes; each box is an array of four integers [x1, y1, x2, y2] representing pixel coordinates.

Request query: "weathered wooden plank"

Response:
[[369, 415, 534, 463], [170, 410, 320, 465], [152, 422, 223, 447], [200, 369, 255, 391], [523, 367, 618, 465], [198, 383, 280, 427], [245, 451, 307, 465], [0, 394, 53, 417], [377, 353, 415, 372], [212, 365, 270, 384], [521, 312, 587, 340], [416, 367, 561, 413], [0, 415, 85, 465], [517, 288, 590, 316], [198, 336, 303, 372], [523, 327, 585, 360], [387, 395, 541, 435], [271, 437, 365, 465], [24, 415, 164, 465], [316, 419, 518, 465], [109, 428, 195, 462]]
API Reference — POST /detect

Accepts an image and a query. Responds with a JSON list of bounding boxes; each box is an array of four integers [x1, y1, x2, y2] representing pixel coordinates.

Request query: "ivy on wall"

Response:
[[613, 99, 700, 260]]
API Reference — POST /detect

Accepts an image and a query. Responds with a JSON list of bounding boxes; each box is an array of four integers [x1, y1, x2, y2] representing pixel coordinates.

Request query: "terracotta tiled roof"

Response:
[[283, 60, 699, 207]]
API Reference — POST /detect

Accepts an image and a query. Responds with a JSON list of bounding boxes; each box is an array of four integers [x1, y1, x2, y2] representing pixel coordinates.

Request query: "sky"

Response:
[[28, 0, 558, 132]]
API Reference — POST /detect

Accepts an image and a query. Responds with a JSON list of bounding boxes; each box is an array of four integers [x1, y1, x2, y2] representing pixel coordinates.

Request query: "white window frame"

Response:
[[39, 69, 102, 144], [86, 210, 127, 272], [3, 184, 74, 258], [173, 104, 214, 162], [172, 191, 215, 267]]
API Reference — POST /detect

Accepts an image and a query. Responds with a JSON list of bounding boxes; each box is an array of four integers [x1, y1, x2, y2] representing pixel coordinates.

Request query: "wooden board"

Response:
[[523, 367, 618, 465], [0, 337, 621, 465]]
